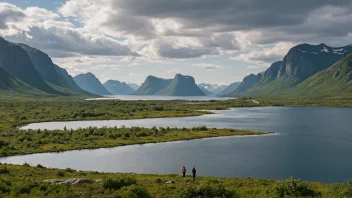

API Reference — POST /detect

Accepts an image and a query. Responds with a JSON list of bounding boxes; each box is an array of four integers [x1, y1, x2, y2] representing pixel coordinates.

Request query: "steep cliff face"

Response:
[[133, 76, 172, 95], [103, 80, 135, 95], [0, 37, 58, 94], [292, 53, 352, 96], [230, 43, 352, 96], [227, 73, 263, 96], [74, 72, 112, 95], [158, 74, 206, 96], [18, 44, 62, 86]]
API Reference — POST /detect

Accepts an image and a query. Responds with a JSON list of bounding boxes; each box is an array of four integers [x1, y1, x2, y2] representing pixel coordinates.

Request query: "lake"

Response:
[[3, 107, 352, 183], [86, 95, 234, 101]]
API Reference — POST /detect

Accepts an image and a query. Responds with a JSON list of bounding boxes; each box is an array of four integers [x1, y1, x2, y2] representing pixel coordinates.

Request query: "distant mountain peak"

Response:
[[74, 72, 111, 95], [103, 80, 135, 95]]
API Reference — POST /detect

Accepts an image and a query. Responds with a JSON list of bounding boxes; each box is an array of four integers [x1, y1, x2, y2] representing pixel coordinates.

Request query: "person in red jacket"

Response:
[[181, 166, 186, 178]]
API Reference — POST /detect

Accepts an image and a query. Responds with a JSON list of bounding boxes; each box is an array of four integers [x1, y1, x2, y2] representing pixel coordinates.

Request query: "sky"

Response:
[[1, 0, 352, 85]]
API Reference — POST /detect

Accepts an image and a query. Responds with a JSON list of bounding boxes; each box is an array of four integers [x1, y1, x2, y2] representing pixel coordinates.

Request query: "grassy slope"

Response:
[[292, 54, 352, 97], [0, 164, 347, 198]]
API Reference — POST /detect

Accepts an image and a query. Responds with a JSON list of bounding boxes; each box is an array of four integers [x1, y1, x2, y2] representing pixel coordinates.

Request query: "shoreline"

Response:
[[0, 129, 270, 158], [0, 132, 275, 159]]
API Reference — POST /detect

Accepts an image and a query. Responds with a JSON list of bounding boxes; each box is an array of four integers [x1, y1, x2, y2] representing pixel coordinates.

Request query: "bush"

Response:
[[271, 177, 321, 198], [0, 166, 10, 174], [0, 181, 10, 193], [122, 185, 150, 198], [57, 171, 65, 177], [102, 176, 136, 190], [179, 184, 235, 198], [36, 164, 45, 169], [327, 181, 352, 197]]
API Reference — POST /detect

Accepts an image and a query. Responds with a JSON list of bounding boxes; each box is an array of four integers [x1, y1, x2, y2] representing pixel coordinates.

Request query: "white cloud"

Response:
[[167, 69, 180, 73], [232, 42, 294, 66], [129, 73, 139, 76], [193, 63, 223, 70]]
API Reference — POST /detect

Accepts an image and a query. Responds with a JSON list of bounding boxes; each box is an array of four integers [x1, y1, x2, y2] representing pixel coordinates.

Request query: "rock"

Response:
[[43, 178, 100, 185], [165, 181, 175, 184]]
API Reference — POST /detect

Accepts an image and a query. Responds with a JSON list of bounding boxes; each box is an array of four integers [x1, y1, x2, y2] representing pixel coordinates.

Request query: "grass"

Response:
[[0, 126, 266, 157], [0, 164, 350, 198], [1, 96, 351, 130], [0, 97, 261, 129]]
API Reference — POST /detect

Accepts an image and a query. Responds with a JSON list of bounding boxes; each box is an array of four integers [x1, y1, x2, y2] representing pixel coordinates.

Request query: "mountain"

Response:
[[74, 73, 112, 95], [198, 83, 227, 95], [217, 82, 241, 96], [235, 43, 352, 96], [227, 73, 263, 96], [103, 80, 135, 95], [0, 37, 59, 94], [18, 44, 62, 86], [18, 44, 85, 94], [133, 76, 172, 95], [53, 65, 84, 92], [127, 83, 140, 91], [198, 85, 213, 95], [0, 68, 41, 94], [158, 74, 206, 96], [292, 53, 352, 96]]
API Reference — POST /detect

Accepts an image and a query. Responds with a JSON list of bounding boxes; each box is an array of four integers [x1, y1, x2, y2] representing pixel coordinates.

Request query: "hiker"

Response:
[[181, 166, 186, 177], [192, 167, 196, 181]]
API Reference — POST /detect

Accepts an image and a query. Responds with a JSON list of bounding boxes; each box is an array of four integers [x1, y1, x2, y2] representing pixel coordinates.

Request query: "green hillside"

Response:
[[0, 37, 59, 94], [229, 43, 352, 97], [292, 53, 352, 97], [0, 68, 45, 95]]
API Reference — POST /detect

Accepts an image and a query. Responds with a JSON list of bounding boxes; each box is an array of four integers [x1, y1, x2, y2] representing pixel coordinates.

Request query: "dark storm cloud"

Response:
[[109, 0, 352, 30]]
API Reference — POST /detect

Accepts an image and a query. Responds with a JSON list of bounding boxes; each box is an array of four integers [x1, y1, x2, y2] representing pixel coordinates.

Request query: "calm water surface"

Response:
[[3, 107, 352, 183]]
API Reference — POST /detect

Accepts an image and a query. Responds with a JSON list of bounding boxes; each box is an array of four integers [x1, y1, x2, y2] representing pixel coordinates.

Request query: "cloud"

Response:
[[0, 3, 25, 29], [232, 42, 294, 65], [129, 73, 139, 76], [0, 3, 136, 58], [167, 69, 180, 73], [2, 0, 352, 63], [193, 63, 223, 70]]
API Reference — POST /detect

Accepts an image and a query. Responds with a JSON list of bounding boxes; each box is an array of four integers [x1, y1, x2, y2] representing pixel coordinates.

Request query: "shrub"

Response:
[[57, 171, 65, 177], [0, 166, 10, 174], [65, 168, 75, 173], [102, 176, 136, 190], [271, 177, 321, 198], [179, 183, 235, 198], [0, 181, 10, 193], [327, 181, 352, 197], [122, 185, 150, 198], [36, 164, 45, 169]]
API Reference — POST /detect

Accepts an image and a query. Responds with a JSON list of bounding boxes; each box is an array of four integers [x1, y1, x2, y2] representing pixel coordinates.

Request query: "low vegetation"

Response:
[[0, 126, 265, 157], [0, 164, 347, 198], [1, 96, 351, 130]]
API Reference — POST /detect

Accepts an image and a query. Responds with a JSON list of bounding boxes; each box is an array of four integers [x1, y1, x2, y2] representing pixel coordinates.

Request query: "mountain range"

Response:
[[73, 73, 112, 96], [133, 74, 206, 96], [226, 43, 352, 97], [1, 35, 351, 98], [0, 37, 87, 96], [198, 84, 228, 95], [103, 80, 135, 95], [217, 82, 241, 96]]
